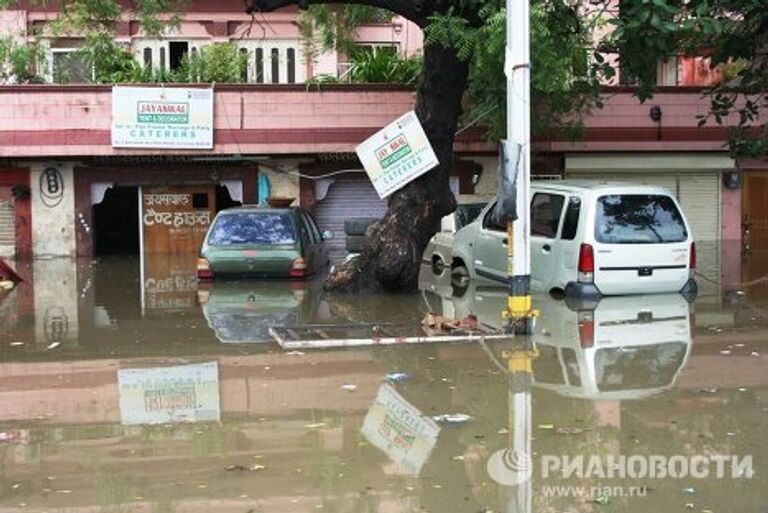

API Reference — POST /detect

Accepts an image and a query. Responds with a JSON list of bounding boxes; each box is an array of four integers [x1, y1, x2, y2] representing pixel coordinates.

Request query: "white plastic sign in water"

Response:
[[355, 110, 439, 198]]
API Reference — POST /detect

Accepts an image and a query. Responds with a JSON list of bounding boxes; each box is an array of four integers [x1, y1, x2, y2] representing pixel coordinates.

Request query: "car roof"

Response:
[[216, 205, 300, 215], [531, 179, 674, 194]]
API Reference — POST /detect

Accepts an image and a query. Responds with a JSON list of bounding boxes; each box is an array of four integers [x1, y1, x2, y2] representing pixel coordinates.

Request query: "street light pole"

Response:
[[505, 0, 534, 333]]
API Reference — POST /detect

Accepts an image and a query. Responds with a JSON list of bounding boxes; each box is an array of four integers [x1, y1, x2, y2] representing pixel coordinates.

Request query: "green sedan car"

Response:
[[197, 206, 332, 280]]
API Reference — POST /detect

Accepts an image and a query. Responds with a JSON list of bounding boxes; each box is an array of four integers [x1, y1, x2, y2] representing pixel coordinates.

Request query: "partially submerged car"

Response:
[[423, 196, 490, 272], [197, 206, 332, 280], [450, 181, 697, 298]]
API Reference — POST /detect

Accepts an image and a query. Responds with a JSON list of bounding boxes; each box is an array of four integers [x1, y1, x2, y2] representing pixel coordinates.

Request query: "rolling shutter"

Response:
[[0, 198, 14, 258], [314, 179, 388, 263]]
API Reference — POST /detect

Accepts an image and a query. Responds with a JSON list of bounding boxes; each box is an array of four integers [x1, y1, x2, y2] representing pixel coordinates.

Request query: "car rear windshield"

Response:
[[208, 212, 297, 245], [595, 194, 687, 244]]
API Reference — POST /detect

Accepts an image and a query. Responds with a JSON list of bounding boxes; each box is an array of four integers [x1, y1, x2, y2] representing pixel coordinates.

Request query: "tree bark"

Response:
[[247, 0, 475, 292], [324, 43, 469, 292]]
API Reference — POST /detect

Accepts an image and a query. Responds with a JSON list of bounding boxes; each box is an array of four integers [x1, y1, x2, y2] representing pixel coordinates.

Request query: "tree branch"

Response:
[[246, 0, 429, 27]]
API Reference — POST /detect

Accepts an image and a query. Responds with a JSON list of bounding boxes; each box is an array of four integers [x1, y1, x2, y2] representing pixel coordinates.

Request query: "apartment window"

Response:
[[287, 48, 296, 83], [169, 41, 189, 71], [271, 48, 280, 83], [255, 48, 264, 83], [239, 48, 248, 82], [142, 48, 153, 70], [51, 49, 91, 84]]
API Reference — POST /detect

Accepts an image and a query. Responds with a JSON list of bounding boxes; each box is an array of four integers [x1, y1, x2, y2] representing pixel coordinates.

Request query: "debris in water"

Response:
[[433, 414, 473, 424], [385, 372, 410, 382], [593, 494, 611, 505], [682, 487, 695, 495], [751, 352, 760, 356], [45, 342, 61, 351], [719, 350, 731, 355], [9, 341, 24, 347], [225, 464, 266, 472], [697, 387, 718, 394], [304, 423, 327, 429], [341, 384, 357, 392], [497, 428, 509, 435], [286, 351, 305, 356], [537, 424, 555, 430], [556, 427, 585, 435], [685, 503, 694, 509], [451, 455, 465, 461], [738, 388, 748, 392]]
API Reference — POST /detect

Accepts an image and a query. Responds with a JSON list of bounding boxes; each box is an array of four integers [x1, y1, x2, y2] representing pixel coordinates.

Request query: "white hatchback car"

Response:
[[450, 181, 698, 298]]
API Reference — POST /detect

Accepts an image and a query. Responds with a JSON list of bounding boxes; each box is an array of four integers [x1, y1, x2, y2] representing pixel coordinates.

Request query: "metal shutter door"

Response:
[[564, 171, 678, 193], [0, 198, 14, 258], [314, 179, 388, 263]]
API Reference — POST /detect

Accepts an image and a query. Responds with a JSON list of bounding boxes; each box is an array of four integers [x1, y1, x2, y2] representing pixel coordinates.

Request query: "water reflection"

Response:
[[0, 254, 765, 513]]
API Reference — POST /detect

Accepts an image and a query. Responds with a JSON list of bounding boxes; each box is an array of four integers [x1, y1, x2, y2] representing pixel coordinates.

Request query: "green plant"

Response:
[[176, 43, 249, 83], [346, 47, 422, 84], [0, 36, 44, 83], [297, 5, 394, 62]]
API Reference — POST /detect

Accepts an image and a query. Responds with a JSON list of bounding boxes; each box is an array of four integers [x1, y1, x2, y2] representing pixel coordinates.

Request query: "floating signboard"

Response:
[[356, 111, 439, 198], [118, 361, 220, 425], [112, 86, 214, 149], [361, 383, 440, 475]]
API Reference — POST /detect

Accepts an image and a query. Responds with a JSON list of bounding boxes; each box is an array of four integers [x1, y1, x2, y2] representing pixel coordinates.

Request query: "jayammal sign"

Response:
[[112, 86, 214, 149], [356, 111, 439, 198]]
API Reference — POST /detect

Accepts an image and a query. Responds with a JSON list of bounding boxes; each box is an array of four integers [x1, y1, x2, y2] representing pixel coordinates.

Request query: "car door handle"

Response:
[[542, 244, 551, 252]]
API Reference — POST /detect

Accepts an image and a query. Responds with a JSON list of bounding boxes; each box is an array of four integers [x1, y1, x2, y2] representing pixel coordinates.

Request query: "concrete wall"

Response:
[[32, 257, 79, 349], [30, 162, 77, 257]]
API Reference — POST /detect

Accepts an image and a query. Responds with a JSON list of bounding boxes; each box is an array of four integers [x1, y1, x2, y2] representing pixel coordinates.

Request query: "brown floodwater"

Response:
[[0, 244, 766, 513]]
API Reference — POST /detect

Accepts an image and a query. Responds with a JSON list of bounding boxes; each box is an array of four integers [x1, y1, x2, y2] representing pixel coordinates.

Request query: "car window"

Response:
[[207, 212, 296, 245], [456, 203, 486, 230], [595, 194, 687, 244], [482, 202, 505, 232], [560, 196, 581, 241], [531, 193, 565, 238]]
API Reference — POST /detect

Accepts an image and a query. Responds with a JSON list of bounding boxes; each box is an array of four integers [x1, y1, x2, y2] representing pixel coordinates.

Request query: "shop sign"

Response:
[[356, 111, 439, 198], [112, 86, 213, 149], [117, 361, 220, 425]]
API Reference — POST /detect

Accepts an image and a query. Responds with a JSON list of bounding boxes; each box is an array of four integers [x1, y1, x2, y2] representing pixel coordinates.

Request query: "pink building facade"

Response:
[[0, 1, 763, 297]]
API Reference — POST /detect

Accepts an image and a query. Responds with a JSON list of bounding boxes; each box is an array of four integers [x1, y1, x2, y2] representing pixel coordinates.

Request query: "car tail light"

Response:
[[289, 257, 308, 278], [197, 257, 214, 280], [578, 243, 594, 283], [578, 311, 595, 348], [689, 242, 696, 277]]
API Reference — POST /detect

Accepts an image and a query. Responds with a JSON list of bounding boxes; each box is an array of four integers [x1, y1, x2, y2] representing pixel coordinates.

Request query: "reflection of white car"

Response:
[[418, 269, 693, 400]]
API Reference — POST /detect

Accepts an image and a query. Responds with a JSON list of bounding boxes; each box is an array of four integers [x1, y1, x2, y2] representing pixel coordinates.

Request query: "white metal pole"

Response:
[[506, 0, 533, 330]]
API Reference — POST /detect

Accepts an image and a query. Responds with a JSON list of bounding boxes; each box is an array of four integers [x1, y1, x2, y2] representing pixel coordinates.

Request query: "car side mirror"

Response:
[[322, 230, 334, 240]]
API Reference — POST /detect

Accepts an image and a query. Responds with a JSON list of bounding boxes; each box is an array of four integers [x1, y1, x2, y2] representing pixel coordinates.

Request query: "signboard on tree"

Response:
[[112, 86, 214, 149], [356, 111, 439, 198]]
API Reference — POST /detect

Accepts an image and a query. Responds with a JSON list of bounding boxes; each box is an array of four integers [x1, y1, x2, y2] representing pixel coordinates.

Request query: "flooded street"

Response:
[[1, 247, 766, 513]]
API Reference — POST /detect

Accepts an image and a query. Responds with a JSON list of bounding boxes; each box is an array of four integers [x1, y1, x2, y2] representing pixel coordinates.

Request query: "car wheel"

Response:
[[451, 264, 470, 290]]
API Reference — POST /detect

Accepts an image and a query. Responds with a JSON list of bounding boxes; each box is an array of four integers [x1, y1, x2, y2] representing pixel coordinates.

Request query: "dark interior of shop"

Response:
[[93, 186, 140, 255]]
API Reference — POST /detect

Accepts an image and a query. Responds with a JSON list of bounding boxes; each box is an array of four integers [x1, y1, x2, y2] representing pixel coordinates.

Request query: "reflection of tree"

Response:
[[599, 195, 684, 243]]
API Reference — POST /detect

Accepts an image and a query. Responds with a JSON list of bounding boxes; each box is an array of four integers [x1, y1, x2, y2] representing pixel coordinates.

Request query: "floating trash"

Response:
[[385, 372, 410, 382], [341, 384, 358, 392], [432, 414, 473, 424]]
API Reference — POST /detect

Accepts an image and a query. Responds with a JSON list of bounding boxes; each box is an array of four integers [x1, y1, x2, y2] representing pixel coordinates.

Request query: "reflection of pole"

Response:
[[505, 0, 534, 334], [503, 347, 536, 513]]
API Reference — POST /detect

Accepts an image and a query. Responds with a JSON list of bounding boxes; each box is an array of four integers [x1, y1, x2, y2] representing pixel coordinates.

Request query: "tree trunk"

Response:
[[324, 43, 469, 292]]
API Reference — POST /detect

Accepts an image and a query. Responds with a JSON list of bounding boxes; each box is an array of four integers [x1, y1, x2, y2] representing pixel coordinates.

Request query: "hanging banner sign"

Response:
[[111, 86, 214, 149], [355, 110, 439, 199]]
